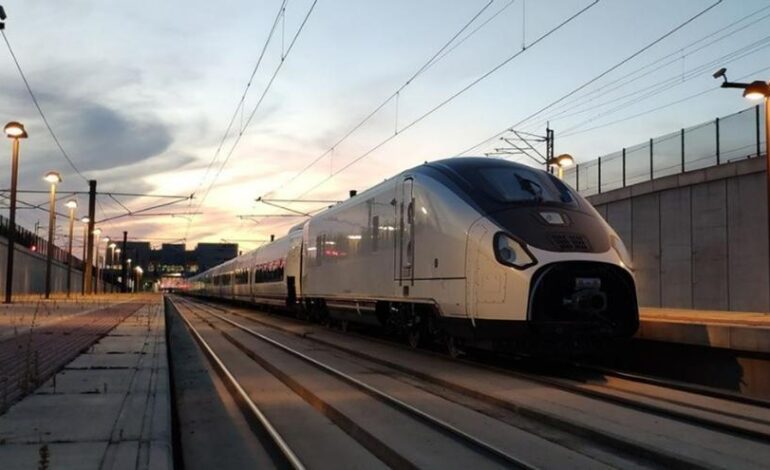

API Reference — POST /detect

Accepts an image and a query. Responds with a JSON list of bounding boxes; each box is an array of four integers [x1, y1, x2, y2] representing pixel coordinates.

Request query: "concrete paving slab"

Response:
[[0, 393, 123, 443], [0, 442, 107, 470], [0, 298, 171, 469], [92, 336, 152, 353], [66, 352, 146, 370]]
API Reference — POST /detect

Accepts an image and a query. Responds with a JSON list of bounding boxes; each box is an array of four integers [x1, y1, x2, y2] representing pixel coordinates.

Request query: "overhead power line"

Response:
[[295, 0, 600, 198], [456, 0, 723, 157], [184, 0, 318, 240], [1, 30, 87, 182], [197, 0, 318, 207], [259, 0, 504, 200], [189, 0, 289, 210], [556, 35, 770, 136], [522, 5, 770, 133], [558, 64, 770, 139]]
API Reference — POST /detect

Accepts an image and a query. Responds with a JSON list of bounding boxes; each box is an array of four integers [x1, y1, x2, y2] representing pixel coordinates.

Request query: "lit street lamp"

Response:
[[80, 217, 89, 294], [114, 247, 122, 292], [43, 171, 62, 299], [714, 68, 770, 307], [65, 199, 77, 298], [134, 266, 143, 293], [546, 153, 575, 180], [107, 242, 116, 291], [4, 121, 27, 303], [126, 258, 132, 291], [93, 230, 103, 294]]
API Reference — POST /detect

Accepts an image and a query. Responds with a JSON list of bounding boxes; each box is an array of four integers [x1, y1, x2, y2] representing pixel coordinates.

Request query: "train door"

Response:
[[397, 177, 415, 289]]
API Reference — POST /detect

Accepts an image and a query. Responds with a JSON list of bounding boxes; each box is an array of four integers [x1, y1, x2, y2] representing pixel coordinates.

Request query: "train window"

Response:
[[253, 259, 285, 283], [235, 269, 249, 284], [478, 167, 578, 207]]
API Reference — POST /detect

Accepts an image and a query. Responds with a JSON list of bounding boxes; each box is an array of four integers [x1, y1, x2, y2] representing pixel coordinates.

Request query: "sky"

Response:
[[1, 0, 769, 254]]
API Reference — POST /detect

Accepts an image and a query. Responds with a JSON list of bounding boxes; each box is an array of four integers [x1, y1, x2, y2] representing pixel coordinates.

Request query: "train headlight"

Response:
[[494, 233, 537, 269], [610, 234, 633, 271]]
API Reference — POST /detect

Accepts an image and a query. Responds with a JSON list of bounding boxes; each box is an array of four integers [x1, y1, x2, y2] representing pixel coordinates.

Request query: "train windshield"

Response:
[[477, 167, 577, 207]]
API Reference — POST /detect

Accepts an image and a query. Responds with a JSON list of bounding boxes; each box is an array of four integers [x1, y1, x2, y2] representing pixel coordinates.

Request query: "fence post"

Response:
[[598, 157, 602, 194], [649, 138, 654, 180], [715, 117, 720, 165], [622, 148, 626, 187], [757, 105, 762, 157], [575, 164, 580, 191], [681, 128, 685, 173]]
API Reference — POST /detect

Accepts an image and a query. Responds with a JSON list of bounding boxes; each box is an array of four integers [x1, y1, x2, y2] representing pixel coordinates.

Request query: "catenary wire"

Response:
[[259, 0, 501, 199], [294, 0, 600, 199], [1, 30, 88, 182], [184, 0, 319, 239], [522, 7, 770, 133], [454, 0, 723, 157], [182, 0, 289, 240], [557, 36, 770, 136]]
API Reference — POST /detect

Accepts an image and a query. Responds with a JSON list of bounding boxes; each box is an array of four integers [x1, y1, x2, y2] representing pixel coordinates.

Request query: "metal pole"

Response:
[[44, 182, 57, 299], [622, 148, 626, 187], [121, 231, 128, 293], [757, 104, 762, 158], [81, 222, 87, 294], [714, 118, 722, 165], [66, 207, 75, 298], [649, 138, 654, 180], [597, 157, 602, 194], [681, 128, 686, 173], [94, 233, 101, 295], [765, 98, 770, 311], [4, 138, 19, 303], [85, 180, 96, 293]]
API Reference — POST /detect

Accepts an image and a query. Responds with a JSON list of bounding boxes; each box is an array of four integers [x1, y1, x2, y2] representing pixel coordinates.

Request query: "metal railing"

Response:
[[0, 214, 84, 270], [563, 105, 766, 196]]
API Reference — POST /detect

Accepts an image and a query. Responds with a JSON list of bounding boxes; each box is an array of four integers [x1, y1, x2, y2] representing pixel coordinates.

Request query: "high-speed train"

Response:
[[187, 157, 639, 353]]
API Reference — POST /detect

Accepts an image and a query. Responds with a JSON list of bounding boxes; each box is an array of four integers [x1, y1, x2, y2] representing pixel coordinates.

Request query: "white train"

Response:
[[187, 157, 639, 353]]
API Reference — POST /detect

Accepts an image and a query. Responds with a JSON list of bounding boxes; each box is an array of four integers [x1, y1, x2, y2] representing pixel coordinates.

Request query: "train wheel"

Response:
[[407, 329, 421, 349], [445, 335, 461, 359]]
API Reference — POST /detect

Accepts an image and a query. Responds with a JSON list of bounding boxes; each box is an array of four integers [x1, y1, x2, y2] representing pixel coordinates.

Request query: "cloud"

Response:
[[58, 102, 172, 172]]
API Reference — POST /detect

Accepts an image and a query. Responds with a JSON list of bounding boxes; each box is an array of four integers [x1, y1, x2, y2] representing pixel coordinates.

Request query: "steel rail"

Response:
[[177, 296, 535, 470], [170, 298, 305, 470], [228, 300, 770, 440], [183, 297, 770, 459]]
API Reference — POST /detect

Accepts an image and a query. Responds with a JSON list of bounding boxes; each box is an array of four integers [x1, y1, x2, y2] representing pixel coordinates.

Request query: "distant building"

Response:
[[195, 243, 238, 272], [120, 241, 238, 282]]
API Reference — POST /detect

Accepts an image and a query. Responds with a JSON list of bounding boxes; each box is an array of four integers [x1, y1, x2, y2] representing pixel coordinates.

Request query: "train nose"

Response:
[[565, 289, 607, 314]]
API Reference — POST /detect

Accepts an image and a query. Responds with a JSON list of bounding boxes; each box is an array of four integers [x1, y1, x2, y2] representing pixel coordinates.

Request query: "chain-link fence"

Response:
[[563, 105, 765, 196]]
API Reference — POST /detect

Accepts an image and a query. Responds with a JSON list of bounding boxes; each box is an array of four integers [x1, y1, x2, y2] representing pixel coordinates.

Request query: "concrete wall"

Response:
[[588, 157, 769, 312], [0, 237, 85, 295]]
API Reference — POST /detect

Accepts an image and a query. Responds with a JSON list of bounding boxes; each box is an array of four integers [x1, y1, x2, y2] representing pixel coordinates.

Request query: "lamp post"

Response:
[[43, 171, 62, 299], [714, 68, 770, 309], [114, 247, 121, 292], [546, 153, 575, 180], [93, 230, 103, 294], [126, 258, 132, 292], [4, 121, 27, 303], [108, 242, 116, 292], [80, 217, 89, 294], [65, 199, 77, 298], [134, 266, 143, 293]]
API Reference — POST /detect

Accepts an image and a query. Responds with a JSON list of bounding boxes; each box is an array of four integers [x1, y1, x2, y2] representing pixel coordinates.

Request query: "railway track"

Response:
[[171, 296, 538, 469], [186, 296, 770, 442], [171, 295, 770, 469]]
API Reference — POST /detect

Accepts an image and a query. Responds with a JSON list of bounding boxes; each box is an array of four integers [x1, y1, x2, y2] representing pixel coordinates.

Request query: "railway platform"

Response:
[[638, 307, 770, 353], [0, 294, 171, 470]]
